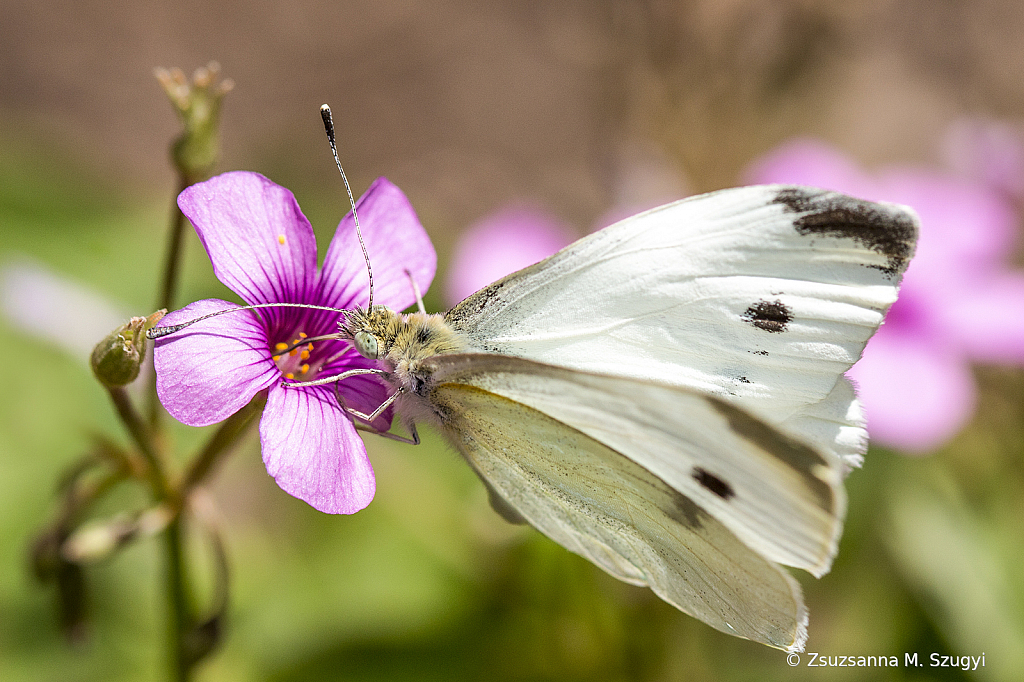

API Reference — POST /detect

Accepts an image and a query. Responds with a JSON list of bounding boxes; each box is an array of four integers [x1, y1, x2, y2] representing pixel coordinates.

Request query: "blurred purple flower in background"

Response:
[[746, 136, 1024, 453], [154, 171, 435, 513], [445, 206, 576, 305], [942, 118, 1024, 199], [445, 148, 689, 306]]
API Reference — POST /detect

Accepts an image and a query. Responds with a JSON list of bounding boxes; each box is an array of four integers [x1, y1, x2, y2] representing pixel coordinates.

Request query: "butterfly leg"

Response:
[[346, 386, 403, 424], [404, 268, 427, 315], [282, 367, 385, 388], [346, 385, 421, 444], [354, 421, 420, 445], [332, 381, 420, 444]]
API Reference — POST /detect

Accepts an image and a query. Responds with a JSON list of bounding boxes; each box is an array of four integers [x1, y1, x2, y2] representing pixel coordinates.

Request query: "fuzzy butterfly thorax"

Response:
[[342, 305, 470, 391]]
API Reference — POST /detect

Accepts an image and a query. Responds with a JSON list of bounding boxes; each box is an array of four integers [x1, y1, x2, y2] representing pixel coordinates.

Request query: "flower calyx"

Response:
[[90, 310, 166, 387], [155, 62, 234, 185]]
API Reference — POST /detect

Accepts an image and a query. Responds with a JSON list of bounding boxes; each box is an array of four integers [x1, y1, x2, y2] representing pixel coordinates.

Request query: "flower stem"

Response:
[[165, 515, 190, 682], [156, 179, 190, 315], [170, 393, 264, 680], [106, 387, 170, 499]]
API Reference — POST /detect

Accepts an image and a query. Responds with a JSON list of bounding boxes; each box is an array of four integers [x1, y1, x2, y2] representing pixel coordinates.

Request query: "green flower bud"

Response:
[[155, 62, 234, 185], [90, 310, 165, 387]]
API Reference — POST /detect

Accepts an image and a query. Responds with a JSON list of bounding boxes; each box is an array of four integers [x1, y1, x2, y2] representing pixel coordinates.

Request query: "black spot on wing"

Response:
[[692, 467, 735, 500], [774, 187, 917, 278], [708, 397, 833, 511], [742, 299, 792, 333], [737, 376, 751, 384]]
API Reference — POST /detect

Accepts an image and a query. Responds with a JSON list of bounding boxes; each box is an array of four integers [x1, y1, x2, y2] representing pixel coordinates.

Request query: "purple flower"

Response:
[[154, 171, 435, 512], [746, 138, 1024, 452]]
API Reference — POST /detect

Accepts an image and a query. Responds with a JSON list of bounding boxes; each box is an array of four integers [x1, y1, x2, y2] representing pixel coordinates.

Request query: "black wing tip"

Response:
[[772, 186, 919, 279]]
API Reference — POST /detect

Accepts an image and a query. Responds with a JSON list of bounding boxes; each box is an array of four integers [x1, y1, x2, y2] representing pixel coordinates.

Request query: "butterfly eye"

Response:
[[353, 330, 380, 359]]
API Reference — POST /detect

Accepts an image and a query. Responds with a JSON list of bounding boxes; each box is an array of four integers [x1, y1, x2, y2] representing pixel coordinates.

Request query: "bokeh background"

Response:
[[3, 1, 1024, 680]]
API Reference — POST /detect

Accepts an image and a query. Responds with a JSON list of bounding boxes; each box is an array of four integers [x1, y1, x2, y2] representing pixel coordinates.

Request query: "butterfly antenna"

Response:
[[146, 302, 349, 339], [321, 104, 374, 311]]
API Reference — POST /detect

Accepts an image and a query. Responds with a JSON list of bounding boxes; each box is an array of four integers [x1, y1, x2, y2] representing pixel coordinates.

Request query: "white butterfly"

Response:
[[151, 109, 918, 652], [334, 183, 917, 652]]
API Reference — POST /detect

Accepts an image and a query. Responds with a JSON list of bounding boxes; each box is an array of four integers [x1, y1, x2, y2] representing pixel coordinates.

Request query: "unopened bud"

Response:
[[90, 310, 165, 387], [155, 62, 234, 184], [61, 505, 172, 563], [61, 516, 133, 563]]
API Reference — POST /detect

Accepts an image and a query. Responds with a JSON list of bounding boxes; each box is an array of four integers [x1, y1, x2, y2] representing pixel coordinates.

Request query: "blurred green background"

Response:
[[2, 1, 1023, 680]]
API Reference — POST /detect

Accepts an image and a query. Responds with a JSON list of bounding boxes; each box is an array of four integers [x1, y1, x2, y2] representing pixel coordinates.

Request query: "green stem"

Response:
[[156, 178, 190, 315], [182, 391, 268, 493], [165, 516, 189, 682], [106, 387, 170, 498]]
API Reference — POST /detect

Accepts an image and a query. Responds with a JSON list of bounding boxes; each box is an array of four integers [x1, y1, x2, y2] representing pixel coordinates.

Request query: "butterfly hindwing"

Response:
[[427, 360, 809, 651], [423, 353, 844, 577]]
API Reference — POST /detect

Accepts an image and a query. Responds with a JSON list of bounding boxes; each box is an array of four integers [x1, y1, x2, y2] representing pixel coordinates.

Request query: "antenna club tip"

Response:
[[320, 105, 335, 137]]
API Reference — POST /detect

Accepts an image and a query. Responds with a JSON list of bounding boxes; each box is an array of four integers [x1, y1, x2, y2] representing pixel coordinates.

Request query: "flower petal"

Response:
[[848, 328, 976, 453], [317, 178, 436, 314], [154, 299, 279, 426], [177, 172, 318, 326], [260, 383, 376, 514], [0, 259, 130, 362], [444, 206, 575, 306]]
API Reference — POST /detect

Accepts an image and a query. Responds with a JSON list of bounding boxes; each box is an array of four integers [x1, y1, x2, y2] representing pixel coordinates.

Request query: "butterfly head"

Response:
[[339, 306, 401, 361]]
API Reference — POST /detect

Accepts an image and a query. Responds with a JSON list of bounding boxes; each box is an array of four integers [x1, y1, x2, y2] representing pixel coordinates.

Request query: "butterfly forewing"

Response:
[[445, 185, 919, 466]]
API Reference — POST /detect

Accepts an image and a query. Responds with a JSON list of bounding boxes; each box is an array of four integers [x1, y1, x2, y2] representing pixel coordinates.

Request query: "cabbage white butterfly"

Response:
[[153, 106, 918, 652]]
